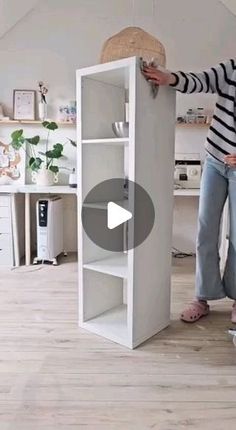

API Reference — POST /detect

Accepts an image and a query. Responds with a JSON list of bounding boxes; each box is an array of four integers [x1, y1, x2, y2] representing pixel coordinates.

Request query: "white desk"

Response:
[[0, 185, 77, 266], [174, 188, 229, 271], [1, 186, 228, 269]]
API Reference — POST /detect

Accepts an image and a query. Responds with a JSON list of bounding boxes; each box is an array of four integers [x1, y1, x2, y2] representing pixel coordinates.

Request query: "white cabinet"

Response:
[[77, 57, 176, 348], [0, 194, 14, 266]]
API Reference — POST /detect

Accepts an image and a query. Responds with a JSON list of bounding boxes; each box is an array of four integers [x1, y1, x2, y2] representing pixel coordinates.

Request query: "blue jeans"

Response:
[[196, 153, 236, 300]]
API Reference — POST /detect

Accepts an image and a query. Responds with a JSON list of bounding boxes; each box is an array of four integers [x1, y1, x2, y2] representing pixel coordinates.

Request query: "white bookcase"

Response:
[[77, 57, 176, 348]]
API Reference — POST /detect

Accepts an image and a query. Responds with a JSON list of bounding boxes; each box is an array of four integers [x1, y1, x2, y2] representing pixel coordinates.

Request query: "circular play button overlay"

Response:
[[82, 178, 155, 252]]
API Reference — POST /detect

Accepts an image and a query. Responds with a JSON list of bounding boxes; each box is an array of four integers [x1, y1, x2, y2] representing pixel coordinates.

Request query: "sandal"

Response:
[[180, 301, 209, 323], [231, 302, 236, 324]]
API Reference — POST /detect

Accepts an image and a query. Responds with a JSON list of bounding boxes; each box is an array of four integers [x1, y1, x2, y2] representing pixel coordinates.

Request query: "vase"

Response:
[[32, 167, 58, 186], [38, 102, 47, 121]]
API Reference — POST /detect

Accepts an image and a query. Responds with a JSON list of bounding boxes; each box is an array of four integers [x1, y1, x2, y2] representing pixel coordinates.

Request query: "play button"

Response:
[[107, 202, 132, 230], [82, 178, 155, 252]]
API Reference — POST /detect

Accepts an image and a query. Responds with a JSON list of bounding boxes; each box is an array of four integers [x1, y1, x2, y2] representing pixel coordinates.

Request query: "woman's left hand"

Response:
[[224, 154, 236, 167]]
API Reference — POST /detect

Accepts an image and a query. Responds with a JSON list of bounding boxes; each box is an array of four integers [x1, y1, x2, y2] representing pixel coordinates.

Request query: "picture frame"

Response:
[[13, 89, 36, 121]]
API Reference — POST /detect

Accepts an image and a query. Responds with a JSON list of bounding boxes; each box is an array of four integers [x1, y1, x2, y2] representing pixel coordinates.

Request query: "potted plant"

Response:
[[10, 121, 76, 186]]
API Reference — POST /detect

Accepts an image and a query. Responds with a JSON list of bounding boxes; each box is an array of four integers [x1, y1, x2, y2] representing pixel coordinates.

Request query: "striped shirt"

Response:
[[170, 59, 236, 162]]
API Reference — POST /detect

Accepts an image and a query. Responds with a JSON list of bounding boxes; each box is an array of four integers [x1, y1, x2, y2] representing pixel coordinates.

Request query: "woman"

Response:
[[143, 60, 236, 323]]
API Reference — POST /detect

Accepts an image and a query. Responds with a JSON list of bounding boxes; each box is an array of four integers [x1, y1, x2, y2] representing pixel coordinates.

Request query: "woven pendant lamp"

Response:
[[100, 26, 166, 67]]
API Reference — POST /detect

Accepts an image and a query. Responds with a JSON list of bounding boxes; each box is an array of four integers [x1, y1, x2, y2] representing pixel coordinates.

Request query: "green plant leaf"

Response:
[[42, 121, 58, 131], [11, 139, 23, 150], [49, 165, 59, 173], [11, 129, 23, 140], [29, 157, 35, 167], [46, 144, 63, 159], [42, 121, 50, 128], [30, 157, 43, 171], [45, 150, 55, 158], [25, 136, 40, 145], [53, 143, 63, 152], [67, 138, 77, 147]]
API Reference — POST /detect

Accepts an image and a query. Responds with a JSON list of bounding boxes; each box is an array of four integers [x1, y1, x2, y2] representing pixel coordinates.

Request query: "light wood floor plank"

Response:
[[0, 255, 236, 429]]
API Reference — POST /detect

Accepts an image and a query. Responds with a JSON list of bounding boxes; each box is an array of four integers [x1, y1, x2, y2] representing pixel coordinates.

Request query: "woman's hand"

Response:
[[142, 66, 176, 86], [224, 154, 236, 167]]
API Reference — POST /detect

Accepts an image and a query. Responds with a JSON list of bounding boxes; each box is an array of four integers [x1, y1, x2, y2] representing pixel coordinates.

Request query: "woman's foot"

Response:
[[231, 302, 236, 323], [180, 300, 209, 323]]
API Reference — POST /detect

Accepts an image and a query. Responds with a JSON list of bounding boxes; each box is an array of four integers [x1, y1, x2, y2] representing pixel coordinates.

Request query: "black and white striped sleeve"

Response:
[[169, 59, 235, 94]]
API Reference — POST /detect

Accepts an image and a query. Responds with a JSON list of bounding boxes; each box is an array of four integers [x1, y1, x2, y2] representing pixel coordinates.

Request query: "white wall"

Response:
[[0, 0, 38, 39], [0, 0, 236, 252]]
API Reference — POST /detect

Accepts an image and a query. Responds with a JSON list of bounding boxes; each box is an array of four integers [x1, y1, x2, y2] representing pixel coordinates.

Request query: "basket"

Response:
[[100, 26, 166, 67]]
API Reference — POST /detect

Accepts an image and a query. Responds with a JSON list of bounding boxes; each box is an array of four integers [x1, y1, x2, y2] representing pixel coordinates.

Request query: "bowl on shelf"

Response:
[[112, 121, 129, 138]]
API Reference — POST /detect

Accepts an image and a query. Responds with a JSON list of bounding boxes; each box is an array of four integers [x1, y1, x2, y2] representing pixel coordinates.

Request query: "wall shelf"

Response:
[[0, 120, 75, 126], [176, 122, 210, 128]]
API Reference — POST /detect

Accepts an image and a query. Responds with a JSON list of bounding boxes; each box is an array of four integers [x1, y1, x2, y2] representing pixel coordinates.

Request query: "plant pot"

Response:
[[38, 102, 47, 121], [32, 167, 58, 186]]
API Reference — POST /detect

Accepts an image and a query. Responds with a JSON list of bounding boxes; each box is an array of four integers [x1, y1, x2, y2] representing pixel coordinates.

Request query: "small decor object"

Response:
[[10, 121, 76, 186], [100, 27, 166, 67], [181, 107, 207, 124], [69, 168, 77, 188], [13, 90, 36, 121], [59, 101, 77, 123], [0, 139, 25, 184], [38, 81, 48, 121], [112, 121, 129, 138]]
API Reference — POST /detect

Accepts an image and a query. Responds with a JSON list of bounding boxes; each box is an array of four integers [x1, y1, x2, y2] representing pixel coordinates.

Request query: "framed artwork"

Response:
[[13, 90, 36, 121], [0, 139, 25, 185]]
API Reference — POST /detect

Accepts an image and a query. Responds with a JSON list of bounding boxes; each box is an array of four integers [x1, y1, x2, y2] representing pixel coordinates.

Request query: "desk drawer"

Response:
[[0, 234, 13, 265], [0, 206, 10, 218], [0, 218, 11, 234], [0, 195, 10, 208], [0, 248, 13, 265], [0, 233, 11, 249]]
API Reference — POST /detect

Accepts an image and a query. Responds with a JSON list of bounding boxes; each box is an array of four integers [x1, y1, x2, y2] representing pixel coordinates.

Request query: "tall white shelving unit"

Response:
[[77, 57, 176, 348]]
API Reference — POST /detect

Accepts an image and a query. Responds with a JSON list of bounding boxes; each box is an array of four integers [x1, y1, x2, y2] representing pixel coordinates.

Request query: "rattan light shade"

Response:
[[100, 27, 166, 67]]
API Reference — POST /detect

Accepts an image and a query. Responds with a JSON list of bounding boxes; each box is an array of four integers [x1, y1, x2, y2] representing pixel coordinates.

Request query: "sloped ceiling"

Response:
[[220, 0, 236, 16], [0, 0, 38, 39]]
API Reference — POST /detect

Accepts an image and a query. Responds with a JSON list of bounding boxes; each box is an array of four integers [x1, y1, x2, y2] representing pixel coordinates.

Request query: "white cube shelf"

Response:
[[77, 57, 176, 348]]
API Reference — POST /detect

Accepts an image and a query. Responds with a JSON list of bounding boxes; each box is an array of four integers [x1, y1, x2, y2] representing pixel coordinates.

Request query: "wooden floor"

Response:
[[0, 255, 236, 430]]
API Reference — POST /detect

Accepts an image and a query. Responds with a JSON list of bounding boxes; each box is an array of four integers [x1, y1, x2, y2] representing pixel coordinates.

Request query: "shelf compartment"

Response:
[[83, 200, 128, 210], [83, 253, 128, 278], [82, 138, 129, 145], [83, 304, 128, 346]]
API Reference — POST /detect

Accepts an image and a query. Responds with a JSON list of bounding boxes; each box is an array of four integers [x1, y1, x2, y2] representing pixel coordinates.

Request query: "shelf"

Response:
[[83, 200, 128, 210], [176, 123, 210, 128], [83, 304, 128, 346], [0, 120, 75, 126], [174, 188, 200, 196], [83, 253, 128, 278], [82, 138, 129, 145]]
